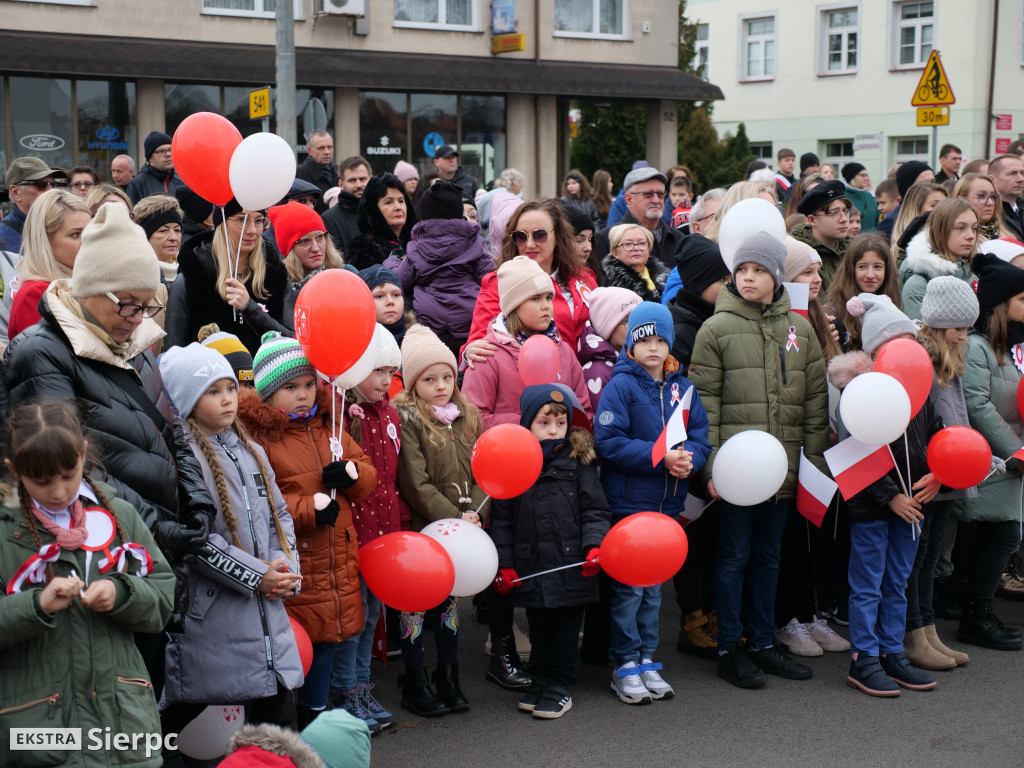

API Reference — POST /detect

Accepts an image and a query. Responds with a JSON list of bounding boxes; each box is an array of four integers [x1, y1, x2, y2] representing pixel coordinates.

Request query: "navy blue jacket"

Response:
[[594, 353, 711, 517]]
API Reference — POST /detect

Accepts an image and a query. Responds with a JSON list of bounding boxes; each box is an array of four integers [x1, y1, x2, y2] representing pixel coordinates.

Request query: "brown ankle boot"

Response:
[[903, 627, 956, 670], [923, 623, 969, 666]]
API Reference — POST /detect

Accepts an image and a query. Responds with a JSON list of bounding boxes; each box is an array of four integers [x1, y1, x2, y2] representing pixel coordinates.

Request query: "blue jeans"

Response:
[[298, 641, 340, 710], [608, 579, 662, 665], [715, 498, 790, 649], [848, 516, 919, 656], [331, 576, 384, 693]]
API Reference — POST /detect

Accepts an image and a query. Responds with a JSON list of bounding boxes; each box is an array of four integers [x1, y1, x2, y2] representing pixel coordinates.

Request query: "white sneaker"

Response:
[[638, 658, 674, 700], [805, 615, 852, 652], [609, 662, 653, 704], [774, 617, 823, 657]]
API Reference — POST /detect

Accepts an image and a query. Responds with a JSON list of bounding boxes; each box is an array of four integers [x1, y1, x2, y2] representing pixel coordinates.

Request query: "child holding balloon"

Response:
[[462, 255, 593, 428], [491, 384, 611, 719], [594, 301, 710, 704], [828, 293, 943, 696], [237, 332, 377, 728], [158, 343, 304, 733], [393, 323, 488, 716]]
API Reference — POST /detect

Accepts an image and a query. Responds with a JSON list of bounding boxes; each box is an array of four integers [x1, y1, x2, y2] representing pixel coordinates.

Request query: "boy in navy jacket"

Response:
[[594, 302, 711, 704]]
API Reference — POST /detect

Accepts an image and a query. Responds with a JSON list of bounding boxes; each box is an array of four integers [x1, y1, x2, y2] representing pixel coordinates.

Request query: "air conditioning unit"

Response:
[[318, 0, 365, 16]]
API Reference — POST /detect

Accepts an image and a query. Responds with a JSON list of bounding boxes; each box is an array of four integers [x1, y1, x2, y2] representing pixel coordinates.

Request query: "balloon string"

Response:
[[220, 206, 235, 323], [233, 211, 249, 325], [888, 440, 919, 540], [474, 494, 490, 517], [511, 561, 586, 584], [329, 380, 345, 501]]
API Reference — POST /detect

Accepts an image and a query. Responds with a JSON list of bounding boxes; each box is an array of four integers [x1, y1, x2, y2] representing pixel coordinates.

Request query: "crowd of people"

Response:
[[2, 126, 1024, 767]]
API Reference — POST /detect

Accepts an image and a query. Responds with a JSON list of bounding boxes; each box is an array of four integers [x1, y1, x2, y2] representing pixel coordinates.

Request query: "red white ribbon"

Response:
[[6, 543, 62, 595], [99, 542, 153, 577], [785, 325, 800, 352]]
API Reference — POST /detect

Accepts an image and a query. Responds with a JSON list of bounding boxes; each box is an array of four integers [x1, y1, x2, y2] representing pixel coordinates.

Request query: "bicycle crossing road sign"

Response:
[[911, 50, 954, 106]]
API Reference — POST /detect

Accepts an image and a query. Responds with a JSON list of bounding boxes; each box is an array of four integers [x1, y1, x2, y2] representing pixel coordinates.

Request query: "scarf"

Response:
[[386, 311, 407, 346], [979, 218, 1001, 243], [539, 438, 568, 463], [432, 403, 460, 425], [514, 321, 561, 346], [282, 403, 319, 421], [58, 289, 132, 359], [31, 498, 89, 550]]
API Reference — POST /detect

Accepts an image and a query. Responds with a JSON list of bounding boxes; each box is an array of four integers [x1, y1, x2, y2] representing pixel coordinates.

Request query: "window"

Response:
[[693, 24, 709, 80], [202, 0, 303, 19], [750, 143, 772, 161], [741, 16, 776, 81], [394, 0, 478, 30], [894, 1, 933, 67], [895, 137, 929, 164], [554, 0, 627, 39], [823, 141, 854, 171], [820, 7, 858, 74]]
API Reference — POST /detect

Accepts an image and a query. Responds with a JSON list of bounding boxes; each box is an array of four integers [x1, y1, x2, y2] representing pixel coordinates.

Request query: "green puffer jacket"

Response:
[[790, 223, 850, 294], [956, 331, 1024, 524], [0, 482, 174, 768], [688, 285, 830, 500]]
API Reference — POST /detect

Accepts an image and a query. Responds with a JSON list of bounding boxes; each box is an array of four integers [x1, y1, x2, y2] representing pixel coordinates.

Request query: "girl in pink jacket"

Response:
[[462, 256, 593, 428]]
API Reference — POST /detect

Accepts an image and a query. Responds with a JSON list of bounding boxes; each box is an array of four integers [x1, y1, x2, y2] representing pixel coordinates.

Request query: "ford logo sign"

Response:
[[19, 134, 65, 151], [95, 126, 120, 141]]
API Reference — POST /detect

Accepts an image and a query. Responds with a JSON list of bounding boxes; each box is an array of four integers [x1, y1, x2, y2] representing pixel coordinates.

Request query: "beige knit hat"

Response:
[[783, 235, 821, 283], [71, 202, 161, 298], [401, 323, 458, 391], [497, 255, 551, 316]]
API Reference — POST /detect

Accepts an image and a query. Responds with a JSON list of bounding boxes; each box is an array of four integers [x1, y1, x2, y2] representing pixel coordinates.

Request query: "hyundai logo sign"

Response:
[[19, 134, 65, 151], [88, 126, 128, 151]]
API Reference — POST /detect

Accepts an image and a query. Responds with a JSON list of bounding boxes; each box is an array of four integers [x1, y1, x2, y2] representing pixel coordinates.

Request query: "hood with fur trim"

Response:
[[226, 724, 325, 768], [827, 350, 874, 390], [561, 428, 596, 465], [903, 230, 960, 280], [237, 382, 337, 443]]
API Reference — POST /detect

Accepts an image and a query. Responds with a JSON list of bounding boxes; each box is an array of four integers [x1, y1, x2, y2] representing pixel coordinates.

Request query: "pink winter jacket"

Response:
[[461, 318, 594, 429]]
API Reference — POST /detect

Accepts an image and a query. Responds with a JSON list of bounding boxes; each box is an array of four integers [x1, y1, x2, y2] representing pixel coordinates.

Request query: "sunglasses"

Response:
[[16, 179, 67, 191], [511, 229, 551, 247]]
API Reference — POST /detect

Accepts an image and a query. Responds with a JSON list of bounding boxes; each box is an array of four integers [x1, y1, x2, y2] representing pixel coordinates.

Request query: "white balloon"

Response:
[[717, 198, 787, 270], [711, 430, 789, 506], [176, 705, 245, 760], [332, 324, 384, 390], [228, 132, 296, 212], [839, 371, 911, 446], [420, 518, 499, 597]]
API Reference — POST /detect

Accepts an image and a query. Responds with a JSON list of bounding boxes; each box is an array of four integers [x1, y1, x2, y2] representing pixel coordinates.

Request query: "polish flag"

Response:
[[784, 282, 809, 318], [652, 386, 694, 467], [1008, 444, 1024, 467], [796, 449, 838, 527], [825, 436, 896, 501], [679, 493, 706, 526]]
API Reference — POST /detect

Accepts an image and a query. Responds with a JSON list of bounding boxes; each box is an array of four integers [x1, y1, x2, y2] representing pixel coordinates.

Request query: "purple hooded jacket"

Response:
[[384, 218, 495, 339]]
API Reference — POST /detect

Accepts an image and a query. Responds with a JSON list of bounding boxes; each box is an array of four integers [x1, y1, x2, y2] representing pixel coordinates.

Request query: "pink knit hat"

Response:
[[587, 287, 643, 340], [394, 160, 419, 183], [498, 256, 551, 316]]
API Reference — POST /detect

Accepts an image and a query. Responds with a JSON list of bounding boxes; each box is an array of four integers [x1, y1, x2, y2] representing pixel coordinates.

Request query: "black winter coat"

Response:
[[489, 436, 611, 609], [126, 163, 180, 204], [165, 230, 295, 356], [323, 191, 361, 253], [346, 174, 416, 271], [600, 251, 670, 304], [295, 156, 338, 214], [0, 286, 215, 532], [668, 288, 716, 369]]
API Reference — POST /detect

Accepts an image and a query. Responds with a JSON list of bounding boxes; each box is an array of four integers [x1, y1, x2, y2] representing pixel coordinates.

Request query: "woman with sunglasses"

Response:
[[166, 198, 294, 355], [462, 198, 596, 368], [599, 223, 668, 303], [954, 173, 1011, 244], [7, 188, 91, 341]]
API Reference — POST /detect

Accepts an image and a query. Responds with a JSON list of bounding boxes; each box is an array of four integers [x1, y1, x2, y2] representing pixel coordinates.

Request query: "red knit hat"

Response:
[[267, 201, 326, 256]]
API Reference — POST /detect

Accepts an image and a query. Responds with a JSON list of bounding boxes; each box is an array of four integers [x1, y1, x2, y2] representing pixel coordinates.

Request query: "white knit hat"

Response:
[[71, 202, 161, 298], [497, 256, 551, 316], [374, 323, 402, 369]]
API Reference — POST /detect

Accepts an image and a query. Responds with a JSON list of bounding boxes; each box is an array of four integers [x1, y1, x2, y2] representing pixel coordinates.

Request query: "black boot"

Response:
[[957, 600, 1024, 651], [399, 668, 449, 717], [433, 662, 470, 713], [294, 705, 320, 730], [486, 634, 533, 690]]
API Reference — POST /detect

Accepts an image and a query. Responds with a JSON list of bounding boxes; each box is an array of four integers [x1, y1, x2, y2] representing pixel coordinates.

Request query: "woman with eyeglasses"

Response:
[[462, 198, 596, 368], [600, 223, 668, 303], [901, 197, 979, 320], [345, 173, 417, 272], [954, 173, 1011, 243], [166, 197, 294, 356], [268, 201, 346, 290], [7, 188, 91, 341], [68, 165, 100, 199]]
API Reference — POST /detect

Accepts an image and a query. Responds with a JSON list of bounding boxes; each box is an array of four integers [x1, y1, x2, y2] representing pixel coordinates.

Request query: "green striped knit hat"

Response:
[[253, 331, 316, 400]]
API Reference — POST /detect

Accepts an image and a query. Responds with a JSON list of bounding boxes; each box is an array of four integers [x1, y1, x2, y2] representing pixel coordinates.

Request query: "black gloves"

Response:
[[315, 499, 341, 527], [322, 461, 358, 490], [157, 512, 212, 561]]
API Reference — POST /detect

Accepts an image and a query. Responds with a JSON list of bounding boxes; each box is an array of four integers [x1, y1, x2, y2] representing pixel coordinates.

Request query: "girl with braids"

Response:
[[0, 400, 174, 768], [158, 343, 303, 734]]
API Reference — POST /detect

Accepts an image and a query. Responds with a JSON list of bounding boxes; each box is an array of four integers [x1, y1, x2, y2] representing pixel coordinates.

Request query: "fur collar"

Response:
[[567, 428, 595, 465], [903, 230, 959, 279], [237, 385, 337, 443], [827, 350, 874, 390], [227, 724, 324, 768]]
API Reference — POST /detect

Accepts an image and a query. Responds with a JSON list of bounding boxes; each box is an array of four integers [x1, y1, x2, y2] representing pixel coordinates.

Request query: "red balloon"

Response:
[[599, 512, 689, 588], [293, 270, 377, 377], [873, 338, 933, 418], [359, 532, 455, 612], [471, 424, 543, 499], [926, 426, 992, 489], [519, 335, 560, 386], [289, 616, 313, 676], [1017, 376, 1024, 420], [171, 112, 242, 206]]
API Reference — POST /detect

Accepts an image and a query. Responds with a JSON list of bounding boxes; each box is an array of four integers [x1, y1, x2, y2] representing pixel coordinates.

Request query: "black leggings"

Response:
[[400, 597, 459, 670], [967, 520, 1021, 602], [905, 500, 948, 630]]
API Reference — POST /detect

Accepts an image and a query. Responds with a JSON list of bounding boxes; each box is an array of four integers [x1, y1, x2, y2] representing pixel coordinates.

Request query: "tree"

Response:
[[709, 123, 755, 188], [678, 107, 719, 191], [568, 103, 647, 187]]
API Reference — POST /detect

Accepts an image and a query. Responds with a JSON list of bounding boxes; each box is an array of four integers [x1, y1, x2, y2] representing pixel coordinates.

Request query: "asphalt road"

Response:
[[368, 581, 1024, 768]]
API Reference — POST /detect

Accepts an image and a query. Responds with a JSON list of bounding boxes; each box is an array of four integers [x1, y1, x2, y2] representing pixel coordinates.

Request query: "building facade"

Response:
[[690, 0, 1024, 182], [1, 0, 721, 198]]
